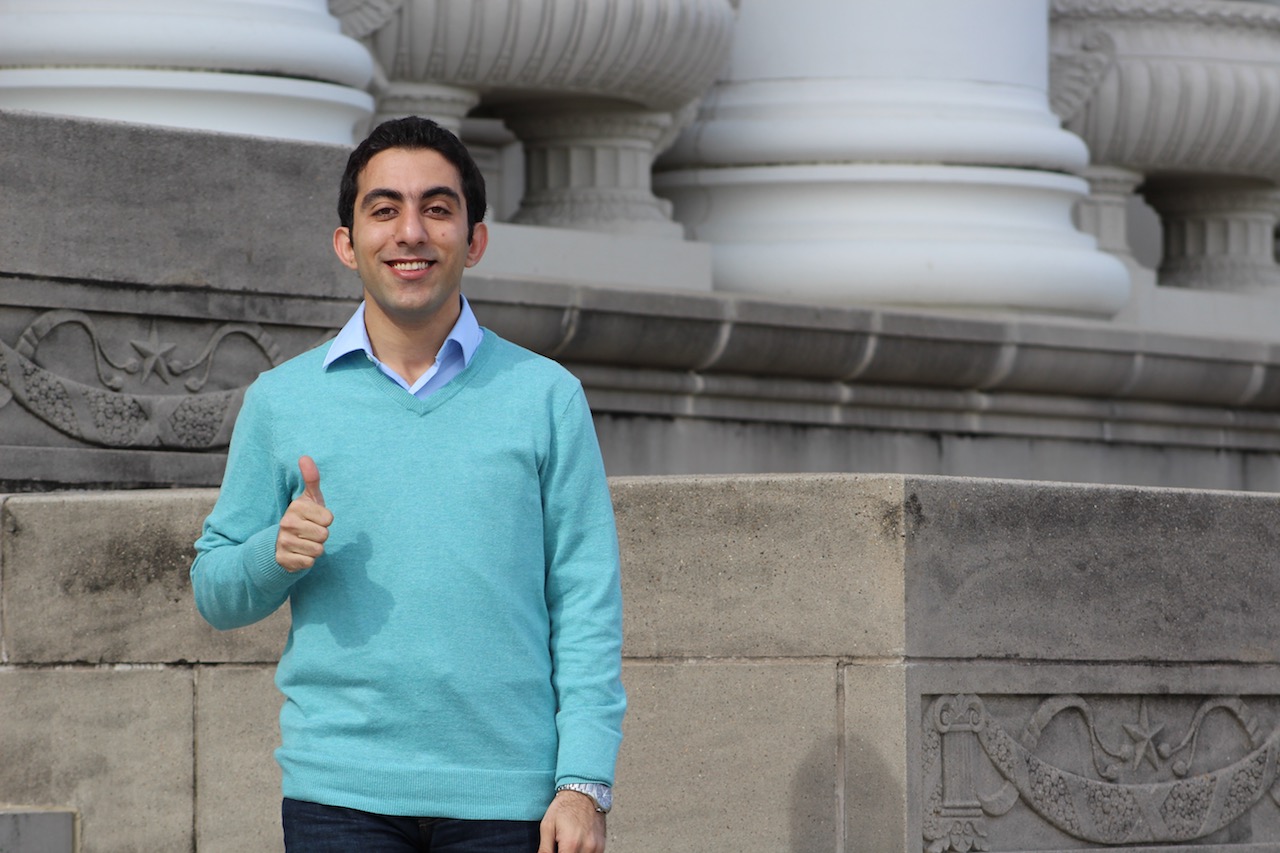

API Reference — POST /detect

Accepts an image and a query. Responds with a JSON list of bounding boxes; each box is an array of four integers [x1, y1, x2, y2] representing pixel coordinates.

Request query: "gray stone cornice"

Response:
[[1052, 0, 1280, 28], [464, 277, 1280, 412], [10, 269, 1280, 423]]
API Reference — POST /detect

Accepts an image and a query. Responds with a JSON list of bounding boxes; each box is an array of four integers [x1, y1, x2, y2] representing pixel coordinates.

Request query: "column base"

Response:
[[0, 68, 373, 145], [655, 163, 1131, 315]]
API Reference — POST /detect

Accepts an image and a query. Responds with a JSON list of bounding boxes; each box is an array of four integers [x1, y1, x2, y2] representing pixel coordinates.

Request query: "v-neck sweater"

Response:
[[192, 330, 625, 820]]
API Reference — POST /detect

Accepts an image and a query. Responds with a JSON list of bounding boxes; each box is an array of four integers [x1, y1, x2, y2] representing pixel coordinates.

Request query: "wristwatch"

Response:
[[556, 782, 612, 813]]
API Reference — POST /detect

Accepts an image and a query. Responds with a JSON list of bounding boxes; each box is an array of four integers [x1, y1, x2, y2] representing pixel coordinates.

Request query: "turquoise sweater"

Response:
[[191, 331, 625, 820]]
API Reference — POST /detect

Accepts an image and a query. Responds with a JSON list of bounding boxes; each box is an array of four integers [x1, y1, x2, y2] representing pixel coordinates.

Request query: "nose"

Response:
[[396, 212, 428, 245]]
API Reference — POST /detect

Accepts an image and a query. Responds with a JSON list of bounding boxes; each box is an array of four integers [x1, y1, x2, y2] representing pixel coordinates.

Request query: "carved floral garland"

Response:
[[0, 311, 286, 450], [923, 694, 1280, 851]]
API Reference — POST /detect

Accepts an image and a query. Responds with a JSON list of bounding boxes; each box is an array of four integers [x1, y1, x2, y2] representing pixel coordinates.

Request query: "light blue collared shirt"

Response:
[[322, 295, 484, 400]]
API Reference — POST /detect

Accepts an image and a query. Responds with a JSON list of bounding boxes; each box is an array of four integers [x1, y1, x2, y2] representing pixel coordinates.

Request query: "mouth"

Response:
[[388, 259, 435, 271]]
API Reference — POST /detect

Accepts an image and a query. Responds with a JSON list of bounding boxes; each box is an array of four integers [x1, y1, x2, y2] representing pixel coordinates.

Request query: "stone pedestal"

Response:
[[374, 82, 480, 136], [657, 0, 1129, 314], [1076, 166, 1144, 270], [1144, 178, 1280, 291], [504, 106, 683, 238], [0, 0, 374, 144]]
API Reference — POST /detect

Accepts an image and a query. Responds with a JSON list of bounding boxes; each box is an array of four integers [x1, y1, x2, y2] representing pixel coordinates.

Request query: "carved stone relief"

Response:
[[923, 693, 1280, 851], [0, 310, 288, 450]]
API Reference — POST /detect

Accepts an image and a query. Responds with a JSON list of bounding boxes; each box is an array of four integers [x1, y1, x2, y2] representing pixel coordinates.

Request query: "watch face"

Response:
[[594, 785, 613, 811]]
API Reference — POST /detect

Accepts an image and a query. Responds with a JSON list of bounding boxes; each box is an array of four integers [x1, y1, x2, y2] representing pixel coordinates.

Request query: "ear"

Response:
[[465, 221, 489, 269], [333, 226, 358, 270]]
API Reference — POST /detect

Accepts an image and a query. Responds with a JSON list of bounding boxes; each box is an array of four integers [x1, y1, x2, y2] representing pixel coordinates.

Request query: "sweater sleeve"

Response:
[[191, 381, 306, 631], [541, 385, 627, 788]]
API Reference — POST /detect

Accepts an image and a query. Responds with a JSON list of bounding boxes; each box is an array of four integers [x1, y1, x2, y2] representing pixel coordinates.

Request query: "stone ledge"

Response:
[[465, 277, 1280, 408], [8, 475, 1280, 665]]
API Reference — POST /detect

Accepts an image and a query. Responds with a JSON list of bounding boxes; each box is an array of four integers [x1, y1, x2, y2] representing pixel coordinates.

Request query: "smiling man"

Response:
[[191, 117, 626, 853]]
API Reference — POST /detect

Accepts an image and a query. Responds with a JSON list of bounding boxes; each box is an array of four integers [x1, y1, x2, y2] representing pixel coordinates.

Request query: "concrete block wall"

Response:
[[3, 476, 1280, 852]]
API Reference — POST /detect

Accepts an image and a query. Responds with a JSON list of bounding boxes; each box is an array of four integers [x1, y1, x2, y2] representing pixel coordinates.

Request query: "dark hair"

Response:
[[338, 116, 487, 241]]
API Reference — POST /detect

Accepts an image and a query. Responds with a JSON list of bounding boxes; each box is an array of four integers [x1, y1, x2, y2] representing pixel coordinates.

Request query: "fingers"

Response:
[[537, 814, 555, 853], [276, 498, 333, 572], [539, 792, 605, 853], [298, 455, 325, 506]]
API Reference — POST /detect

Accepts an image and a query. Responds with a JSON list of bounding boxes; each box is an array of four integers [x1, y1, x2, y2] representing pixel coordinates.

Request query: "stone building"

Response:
[[7, 5, 1280, 853], [5, 0, 1280, 491]]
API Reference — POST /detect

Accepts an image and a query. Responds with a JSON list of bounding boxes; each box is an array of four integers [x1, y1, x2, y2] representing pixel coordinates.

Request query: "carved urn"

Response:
[[1052, 0, 1280, 290], [333, 0, 738, 236]]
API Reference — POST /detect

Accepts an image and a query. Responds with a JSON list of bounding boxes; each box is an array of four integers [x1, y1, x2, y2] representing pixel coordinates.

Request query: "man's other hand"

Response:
[[539, 790, 605, 853], [275, 455, 333, 572]]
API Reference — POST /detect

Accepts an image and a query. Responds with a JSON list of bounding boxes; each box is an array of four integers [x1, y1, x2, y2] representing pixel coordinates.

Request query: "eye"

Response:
[[426, 203, 452, 216], [371, 205, 397, 219]]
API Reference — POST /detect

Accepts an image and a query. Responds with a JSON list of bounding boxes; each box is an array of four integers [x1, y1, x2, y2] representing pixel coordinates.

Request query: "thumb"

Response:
[[298, 455, 325, 507]]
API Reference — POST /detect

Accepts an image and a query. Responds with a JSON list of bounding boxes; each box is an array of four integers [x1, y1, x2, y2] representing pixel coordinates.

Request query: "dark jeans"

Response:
[[282, 798, 541, 853]]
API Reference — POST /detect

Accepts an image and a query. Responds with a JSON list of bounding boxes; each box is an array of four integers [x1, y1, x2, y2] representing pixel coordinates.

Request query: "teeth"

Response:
[[391, 260, 431, 270]]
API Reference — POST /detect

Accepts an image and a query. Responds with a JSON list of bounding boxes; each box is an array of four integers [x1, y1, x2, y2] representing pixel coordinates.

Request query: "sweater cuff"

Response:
[[243, 525, 305, 596], [555, 717, 623, 788]]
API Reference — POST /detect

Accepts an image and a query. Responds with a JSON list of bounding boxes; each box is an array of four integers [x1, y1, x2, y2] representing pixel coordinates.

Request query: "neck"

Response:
[[363, 297, 461, 386]]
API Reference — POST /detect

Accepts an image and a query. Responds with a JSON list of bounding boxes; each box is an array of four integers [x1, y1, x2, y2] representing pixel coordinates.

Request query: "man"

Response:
[[191, 116, 625, 853]]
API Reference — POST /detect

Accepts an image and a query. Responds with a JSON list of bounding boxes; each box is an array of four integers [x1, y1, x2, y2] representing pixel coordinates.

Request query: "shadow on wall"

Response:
[[789, 734, 846, 852], [837, 728, 903, 852]]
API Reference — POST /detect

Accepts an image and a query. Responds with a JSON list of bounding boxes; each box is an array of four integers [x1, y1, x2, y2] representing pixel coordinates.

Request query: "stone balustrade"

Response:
[[4, 476, 1280, 851]]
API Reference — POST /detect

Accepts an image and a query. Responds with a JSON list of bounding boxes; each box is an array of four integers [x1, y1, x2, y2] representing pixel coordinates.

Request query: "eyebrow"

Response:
[[359, 186, 462, 211]]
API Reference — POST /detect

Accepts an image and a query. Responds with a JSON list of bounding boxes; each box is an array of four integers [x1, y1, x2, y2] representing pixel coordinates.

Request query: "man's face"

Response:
[[333, 147, 487, 330]]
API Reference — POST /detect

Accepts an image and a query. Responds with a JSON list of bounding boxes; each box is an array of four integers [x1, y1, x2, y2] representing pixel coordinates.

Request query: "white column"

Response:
[[0, 0, 375, 145], [656, 0, 1130, 314]]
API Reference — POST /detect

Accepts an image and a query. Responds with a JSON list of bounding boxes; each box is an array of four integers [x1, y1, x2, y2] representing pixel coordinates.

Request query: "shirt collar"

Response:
[[323, 294, 483, 370]]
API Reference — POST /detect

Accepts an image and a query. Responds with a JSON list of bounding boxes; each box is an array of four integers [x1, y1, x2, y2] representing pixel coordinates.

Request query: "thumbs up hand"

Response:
[[276, 455, 335, 572]]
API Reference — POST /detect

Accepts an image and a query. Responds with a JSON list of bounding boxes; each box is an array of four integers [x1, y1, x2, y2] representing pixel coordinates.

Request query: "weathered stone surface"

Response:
[[0, 809, 75, 853], [0, 110, 350, 296], [844, 664, 910, 853], [1, 489, 289, 663], [0, 668, 192, 853], [195, 665, 283, 853], [610, 661, 839, 853], [5, 475, 1280, 851], [901, 477, 1280, 663], [612, 474, 906, 658]]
